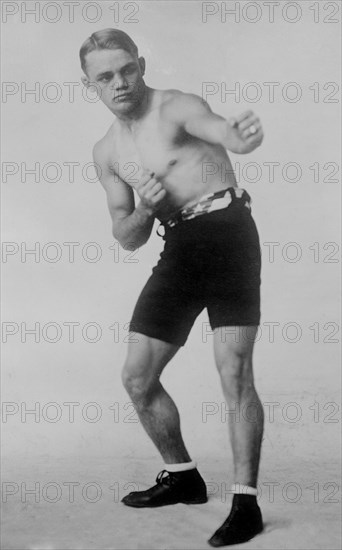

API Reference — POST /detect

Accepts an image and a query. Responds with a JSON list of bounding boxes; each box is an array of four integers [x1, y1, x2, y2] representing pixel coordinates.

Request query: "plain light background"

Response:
[[1, 0, 341, 480]]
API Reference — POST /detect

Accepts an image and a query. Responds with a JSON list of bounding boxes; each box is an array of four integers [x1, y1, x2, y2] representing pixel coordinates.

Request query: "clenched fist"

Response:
[[137, 170, 167, 214], [225, 110, 264, 154]]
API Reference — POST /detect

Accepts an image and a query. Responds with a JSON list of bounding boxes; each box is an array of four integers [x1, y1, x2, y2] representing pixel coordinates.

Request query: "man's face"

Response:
[[82, 48, 145, 116]]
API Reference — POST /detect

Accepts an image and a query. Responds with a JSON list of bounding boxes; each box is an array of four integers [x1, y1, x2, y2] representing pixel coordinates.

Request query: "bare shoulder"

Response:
[[160, 89, 211, 122]]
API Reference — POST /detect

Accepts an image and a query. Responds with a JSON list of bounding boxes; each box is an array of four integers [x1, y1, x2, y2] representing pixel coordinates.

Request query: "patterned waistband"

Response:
[[163, 187, 251, 229]]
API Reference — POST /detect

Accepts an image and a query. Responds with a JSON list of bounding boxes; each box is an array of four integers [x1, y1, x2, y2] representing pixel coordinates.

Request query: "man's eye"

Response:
[[123, 67, 135, 75]]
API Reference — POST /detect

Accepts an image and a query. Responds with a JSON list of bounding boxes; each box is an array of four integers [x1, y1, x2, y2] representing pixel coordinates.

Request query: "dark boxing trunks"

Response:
[[129, 187, 261, 346]]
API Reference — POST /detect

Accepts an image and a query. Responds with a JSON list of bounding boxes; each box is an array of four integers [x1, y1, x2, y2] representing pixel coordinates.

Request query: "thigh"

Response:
[[125, 332, 180, 382], [213, 325, 258, 373], [206, 210, 261, 328], [129, 245, 204, 347]]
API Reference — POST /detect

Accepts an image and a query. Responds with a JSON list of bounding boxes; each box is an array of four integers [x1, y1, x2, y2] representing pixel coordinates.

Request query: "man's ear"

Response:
[[138, 56, 146, 76], [81, 75, 90, 87]]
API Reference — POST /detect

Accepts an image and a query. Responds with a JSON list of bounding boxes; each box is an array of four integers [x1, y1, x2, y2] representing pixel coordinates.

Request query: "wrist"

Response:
[[136, 201, 155, 219]]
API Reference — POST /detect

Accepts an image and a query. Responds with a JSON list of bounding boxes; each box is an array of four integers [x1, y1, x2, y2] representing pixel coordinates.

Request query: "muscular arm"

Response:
[[93, 142, 155, 250], [166, 93, 263, 154]]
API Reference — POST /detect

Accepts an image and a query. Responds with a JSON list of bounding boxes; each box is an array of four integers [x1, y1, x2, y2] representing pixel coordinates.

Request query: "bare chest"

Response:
[[111, 113, 181, 187]]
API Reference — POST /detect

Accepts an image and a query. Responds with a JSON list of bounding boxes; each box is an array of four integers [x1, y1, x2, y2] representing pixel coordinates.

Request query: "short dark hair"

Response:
[[80, 28, 139, 73]]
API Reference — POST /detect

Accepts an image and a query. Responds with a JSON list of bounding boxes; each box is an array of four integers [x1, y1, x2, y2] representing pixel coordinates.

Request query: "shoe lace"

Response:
[[155, 469, 173, 486]]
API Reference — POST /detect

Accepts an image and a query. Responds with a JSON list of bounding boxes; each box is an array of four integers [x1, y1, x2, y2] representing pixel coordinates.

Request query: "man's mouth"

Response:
[[113, 93, 131, 102]]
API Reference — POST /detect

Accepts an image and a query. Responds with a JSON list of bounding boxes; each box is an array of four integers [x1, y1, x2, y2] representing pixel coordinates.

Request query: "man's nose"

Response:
[[112, 77, 128, 90]]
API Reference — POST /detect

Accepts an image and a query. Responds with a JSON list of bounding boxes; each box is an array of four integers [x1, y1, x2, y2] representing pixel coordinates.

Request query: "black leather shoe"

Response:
[[208, 495, 263, 547], [121, 468, 208, 507]]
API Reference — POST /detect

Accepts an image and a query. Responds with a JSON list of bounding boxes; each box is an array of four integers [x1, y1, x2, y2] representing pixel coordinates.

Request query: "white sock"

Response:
[[164, 460, 197, 473], [231, 483, 258, 496]]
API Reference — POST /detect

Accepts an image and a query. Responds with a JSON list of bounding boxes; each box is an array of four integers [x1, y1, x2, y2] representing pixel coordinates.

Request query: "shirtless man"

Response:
[[80, 29, 264, 547]]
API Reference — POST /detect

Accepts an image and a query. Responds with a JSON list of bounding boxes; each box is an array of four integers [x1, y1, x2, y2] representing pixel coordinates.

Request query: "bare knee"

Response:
[[121, 360, 145, 396], [216, 351, 254, 399], [121, 360, 159, 408]]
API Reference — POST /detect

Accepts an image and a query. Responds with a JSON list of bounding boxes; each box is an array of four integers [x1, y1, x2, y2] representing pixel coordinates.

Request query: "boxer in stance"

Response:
[[80, 29, 264, 546]]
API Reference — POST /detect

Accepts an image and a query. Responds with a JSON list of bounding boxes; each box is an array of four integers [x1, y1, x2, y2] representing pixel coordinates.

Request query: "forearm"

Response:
[[185, 111, 262, 154], [219, 120, 237, 150], [186, 114, 227, 145], [113, 202, 155, 250], [186, 115, 238, 151], [206, 118, 242, 151]]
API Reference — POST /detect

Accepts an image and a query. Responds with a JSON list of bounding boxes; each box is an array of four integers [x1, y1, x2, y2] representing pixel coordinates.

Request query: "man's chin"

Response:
[[110, 99, 136, 115]]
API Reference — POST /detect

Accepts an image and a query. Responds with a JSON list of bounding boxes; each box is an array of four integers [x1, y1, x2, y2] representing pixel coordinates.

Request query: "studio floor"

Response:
[[1, 453, 341, 550]]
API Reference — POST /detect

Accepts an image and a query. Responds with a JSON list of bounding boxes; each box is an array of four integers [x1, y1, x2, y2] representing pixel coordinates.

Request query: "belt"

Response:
[[157, 187, 251, 235]]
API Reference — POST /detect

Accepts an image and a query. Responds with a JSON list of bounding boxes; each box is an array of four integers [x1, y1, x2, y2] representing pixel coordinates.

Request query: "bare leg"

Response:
[[121, 333, 191, 464], [208, 326, 264, 547], [213, 326, 264, 486]]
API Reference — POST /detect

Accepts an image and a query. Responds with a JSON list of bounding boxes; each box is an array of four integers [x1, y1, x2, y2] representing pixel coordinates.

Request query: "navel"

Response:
[[168, 159, 177, 167]]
